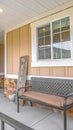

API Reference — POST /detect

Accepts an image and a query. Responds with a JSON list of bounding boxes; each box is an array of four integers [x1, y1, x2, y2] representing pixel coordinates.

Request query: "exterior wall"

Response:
[[6, 28, 73, 78], [0, 44, 4, 74], [5, 5, 73, 78]]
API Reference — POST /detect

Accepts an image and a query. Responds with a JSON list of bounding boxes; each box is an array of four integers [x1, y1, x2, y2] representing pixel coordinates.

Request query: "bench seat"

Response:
[[24, 91, 73, 107]]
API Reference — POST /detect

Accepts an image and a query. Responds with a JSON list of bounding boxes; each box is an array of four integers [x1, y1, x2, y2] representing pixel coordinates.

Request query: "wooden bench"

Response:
[[17, 77, 73, 130]]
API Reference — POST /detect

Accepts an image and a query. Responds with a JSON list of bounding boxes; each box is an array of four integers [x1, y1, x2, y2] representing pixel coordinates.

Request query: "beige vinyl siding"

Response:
[[20, 25, 29, 57], [12, 29, 20, 74], [6, 31, 13, 74]]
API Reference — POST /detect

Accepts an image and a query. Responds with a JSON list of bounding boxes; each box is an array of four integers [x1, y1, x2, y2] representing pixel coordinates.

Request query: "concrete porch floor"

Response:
[[0, 89, 73, 130]]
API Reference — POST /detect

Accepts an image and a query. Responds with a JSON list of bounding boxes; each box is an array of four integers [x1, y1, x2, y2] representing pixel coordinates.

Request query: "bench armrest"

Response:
[[17, 87, 26, 96], [63, 93, 73, 106], [65, 92, 73, 98], [17, 85, 32, 96], [17, 86, 26, 91]]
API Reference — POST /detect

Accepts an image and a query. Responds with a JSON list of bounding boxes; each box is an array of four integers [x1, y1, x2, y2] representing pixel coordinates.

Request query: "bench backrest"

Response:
[[30, 77, 73, 97]]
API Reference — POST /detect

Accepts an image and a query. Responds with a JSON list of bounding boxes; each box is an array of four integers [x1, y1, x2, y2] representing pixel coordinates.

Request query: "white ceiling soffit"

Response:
[[0, 0, 73, 43]]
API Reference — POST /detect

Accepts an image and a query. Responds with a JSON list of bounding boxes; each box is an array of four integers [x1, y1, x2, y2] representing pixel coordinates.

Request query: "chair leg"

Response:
[[64, 109, 67, 130]]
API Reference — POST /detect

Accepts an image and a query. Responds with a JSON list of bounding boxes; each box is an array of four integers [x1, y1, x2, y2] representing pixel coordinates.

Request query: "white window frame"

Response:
[[31, 15, 73, 67]]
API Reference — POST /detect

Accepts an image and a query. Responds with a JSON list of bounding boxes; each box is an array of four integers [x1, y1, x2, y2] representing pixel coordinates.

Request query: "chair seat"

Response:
[[24, 91, 73, 107]]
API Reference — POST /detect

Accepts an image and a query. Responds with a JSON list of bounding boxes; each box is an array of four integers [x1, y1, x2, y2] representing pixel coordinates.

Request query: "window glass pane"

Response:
[[38, 46, 51, 59], [38, 24, 51, 59], [38, 24, 50, 37], [45, 46, 51, 59], [53, 43, 61, 59], [38, 28, 45, 37], [45, 36, 50, 45], [38, 37, 44, 46], [62, 31, 70, 42], [45, 25, 50, 35], [38, 47, 45, 59], [53, 42, 71, 59], [61, 17, 70, 31], [52, 20, 60, 33], [61, 42, 71, 58], [53, 33, 60, 43]]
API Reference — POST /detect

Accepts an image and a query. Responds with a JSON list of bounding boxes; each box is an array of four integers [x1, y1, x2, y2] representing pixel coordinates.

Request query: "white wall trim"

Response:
[[4, 32, 7, 77], [5, 74, 18, 79], [5, 74, 73, 80], [29, 75, 73, 80], [5, 74, 30, 80], [31, 59, 73, 67]]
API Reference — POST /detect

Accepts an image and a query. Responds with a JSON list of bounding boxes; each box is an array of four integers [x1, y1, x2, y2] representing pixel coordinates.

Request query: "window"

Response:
[[37, 17, 71, 60], [37, 24, 51, 59], [31, 16, 73, 67]]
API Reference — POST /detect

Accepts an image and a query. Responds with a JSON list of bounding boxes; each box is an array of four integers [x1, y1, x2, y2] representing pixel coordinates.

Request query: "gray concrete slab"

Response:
[[32, 111, 73, 130], [0, 89, 73, 130]]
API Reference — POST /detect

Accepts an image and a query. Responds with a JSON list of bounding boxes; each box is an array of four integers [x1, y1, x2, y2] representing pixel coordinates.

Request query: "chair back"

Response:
[[17, 56, 28, 95]]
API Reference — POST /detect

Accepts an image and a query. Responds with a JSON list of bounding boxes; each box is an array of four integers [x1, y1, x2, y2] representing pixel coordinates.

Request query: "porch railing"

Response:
[[0, 112, 34, 130]]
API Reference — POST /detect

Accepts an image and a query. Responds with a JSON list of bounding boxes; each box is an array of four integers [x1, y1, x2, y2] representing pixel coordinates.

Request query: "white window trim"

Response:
[[31, 15, 73, 67]]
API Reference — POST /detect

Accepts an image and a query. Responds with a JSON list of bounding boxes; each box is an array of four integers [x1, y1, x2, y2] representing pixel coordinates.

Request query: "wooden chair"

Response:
[[16, 56, 28, 105]]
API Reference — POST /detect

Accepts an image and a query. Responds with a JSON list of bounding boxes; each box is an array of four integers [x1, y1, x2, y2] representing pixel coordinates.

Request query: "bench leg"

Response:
[[17, 96, 19, 112], [1, 121, 4, 130], [30, 102, 33, 106], [64, 110, 67, 130]]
